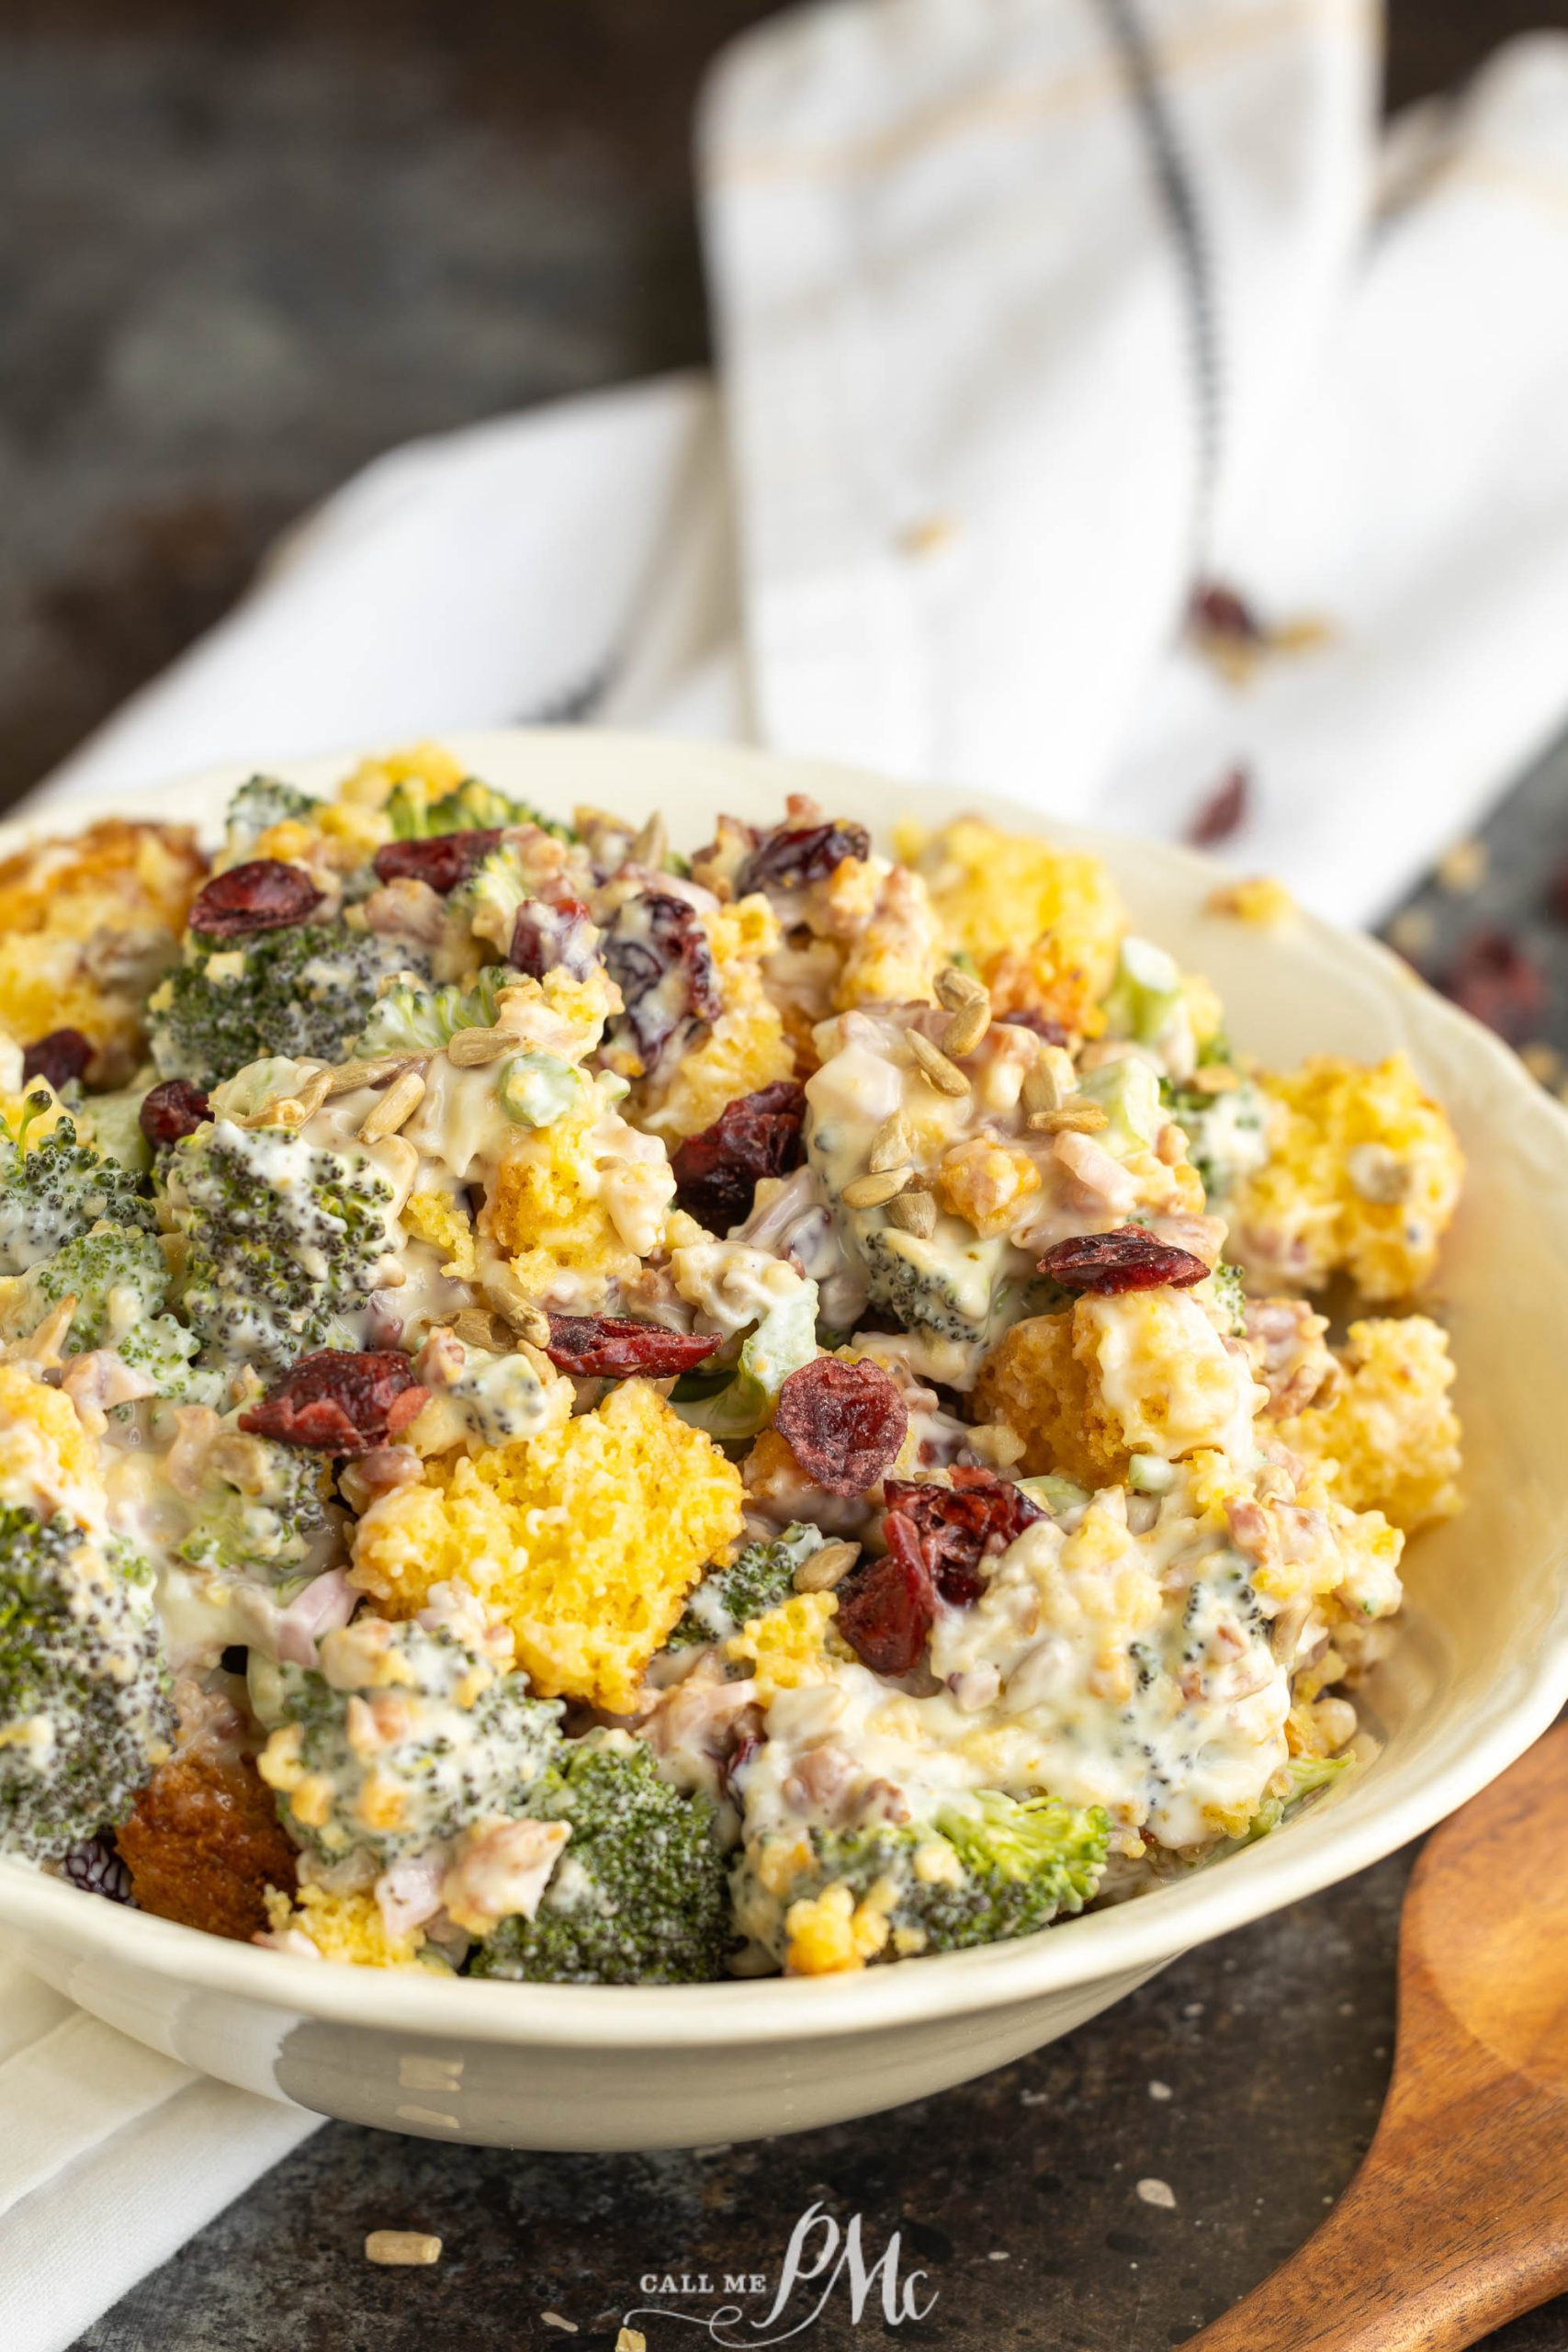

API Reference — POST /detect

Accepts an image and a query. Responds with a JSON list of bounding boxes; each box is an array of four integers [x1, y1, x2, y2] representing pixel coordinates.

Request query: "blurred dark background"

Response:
[[0, 0, 1562, 809]]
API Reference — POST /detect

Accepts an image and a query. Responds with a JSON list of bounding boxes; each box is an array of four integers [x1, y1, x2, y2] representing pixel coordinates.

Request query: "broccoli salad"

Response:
[[0, 745, 1465, 1980]]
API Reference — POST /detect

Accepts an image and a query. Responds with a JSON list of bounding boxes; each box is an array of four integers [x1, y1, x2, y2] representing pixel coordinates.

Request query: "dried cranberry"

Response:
[[1188, 764, 1250, 848], [22, 1029, 93, 1091], [835, 1532, 935, 1677], [773, 1357, 908, 1497], [189, 860, 323, 939], [670, 1081, 807, 1232], [735, 821, 872, 898], [511, 896, 598, 981], [140, 1078, 211, 1147], [1039, 1228, 1210, 1294], [542, 1315, 722, 1379], [239, 1350, 428, 1454], [372, 830, 502, 895], [883, 1467, 1044, 1607], [1440, 929, 1546, 1043], [603, 891, 721, 1070], [1189, 581, 1262, 642], [721, 1727, 762, 1802], [58, 1834, 133, 1904]]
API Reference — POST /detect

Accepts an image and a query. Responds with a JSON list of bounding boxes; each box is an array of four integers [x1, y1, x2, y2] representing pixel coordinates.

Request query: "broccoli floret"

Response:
[[79, 1084, 153, 1178], [472, 1734, 730, 1984], [149, 923, 423, 1092], [1204, 1261, 1247, 1337], [223, 775, 321, 859], [1246, 1752, 1352, 1841], [388, 774, 575, 844], [449, 842, 533, 959], [354, 963, 511, 1057], [169, 1121, 394, 1376], [38, 1223, 168, 1350], [0, 1505, 172, 1860], [740, 1791, 1110, 1966], [668, 1522, 824, 1649], [0, 1117, 155, 1276], [262, 1619, 562, 1866], [180, 1431, 333, 1583], [1163, 1074, 1269, 1203], [859, 1220, 1007, 1346]]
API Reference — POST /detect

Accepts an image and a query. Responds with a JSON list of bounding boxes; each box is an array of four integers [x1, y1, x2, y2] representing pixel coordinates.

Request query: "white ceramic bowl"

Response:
[[2, 729, 1566, 2152]]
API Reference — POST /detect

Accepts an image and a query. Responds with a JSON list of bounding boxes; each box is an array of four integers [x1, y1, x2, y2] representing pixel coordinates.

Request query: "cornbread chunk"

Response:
[[262, 1882, 428, 1967], [973, 1291, 1263, 1485], [0, 819, 205, 1078], [1277, 1315, 1461, 1532], [119, 1747, 298, 1942], [897, 815, 1125, 1034], [351, 1380, 746, 1711], [639, 897, 795, 1142], [1231, 1054, 1462, 1299]]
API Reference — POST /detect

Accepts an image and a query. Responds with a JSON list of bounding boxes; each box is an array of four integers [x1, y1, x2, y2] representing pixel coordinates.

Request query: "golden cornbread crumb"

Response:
[[1278, 1315, 1461, 1532], [0, 1362, 101, 1511], [334, 740, 466, 816], [263, 1883, 427, 1968], [1232, 1053, 1463, 1299], [727, 1591, 839, 1699], [899, 815, 1123, 1033], [0, 818, 204, 1071], [350, 1380, 744, 1711], [402, 1188, 478, 1281], [481, 1101, 640, 1301], [934, 1136, 1042, 1237], [642, 898, 795, 1141], [784, 1881, 890, 1975]]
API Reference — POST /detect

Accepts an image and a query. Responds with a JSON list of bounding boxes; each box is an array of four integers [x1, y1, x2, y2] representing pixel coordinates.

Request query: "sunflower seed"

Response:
[[868, 1113, 913, 1173], [885, 1186, 937, 1238], [1028, 1101, 1108, 1134], [942, 999, 991, 1058], [841, 1166, 914, 1209], [907, 1031, 970, 1098], [631, 811, 668, 871], [365, 2232, 443, 2267], [934, 964, 987, 1012], [326, 1056, 413, 1098], [447, 1025, 513, 1067], [794, 1540, 862, 1593], [358, 1067, 426, 1142]]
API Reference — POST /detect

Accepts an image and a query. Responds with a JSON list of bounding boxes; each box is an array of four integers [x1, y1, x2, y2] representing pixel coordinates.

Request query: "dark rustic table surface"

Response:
[[4, 2, 1565, 2346]]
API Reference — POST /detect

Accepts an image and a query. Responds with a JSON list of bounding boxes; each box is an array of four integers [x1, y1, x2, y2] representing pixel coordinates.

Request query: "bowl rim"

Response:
[[5, 725, 1568, 2050]]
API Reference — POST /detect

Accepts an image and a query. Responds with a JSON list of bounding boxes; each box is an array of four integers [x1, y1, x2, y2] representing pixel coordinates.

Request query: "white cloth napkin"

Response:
[[12, 5, 1568, 2344]]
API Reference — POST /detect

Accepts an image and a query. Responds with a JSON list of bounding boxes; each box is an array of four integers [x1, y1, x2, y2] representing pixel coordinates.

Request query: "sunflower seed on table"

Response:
[[365, 2232, 443, 2267], [907, 1030, 970, 1098]]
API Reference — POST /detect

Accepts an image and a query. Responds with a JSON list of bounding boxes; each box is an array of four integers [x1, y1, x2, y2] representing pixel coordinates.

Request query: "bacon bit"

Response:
[[239, 1350, 428, 1453], [543, 1315, 722, 1379], [139, 1077, 211, 1146], [510, 896, 598, 980], [1189, 581, 1263, 643], [670, 1081, 807, 1233], [883, 1467, 1043, 1608], [1040, 1227, 1210, 1294], [372, 829, 502, 894], [735, 820, 872, 898], [1187, 765, 1250, 849], [1439, 929, 1546, 1043], [773, 1357, 908, 1498], [834, 1534, 935, 1677], [188, 859, 323, 938], [21, 1029, 93, 1091]]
